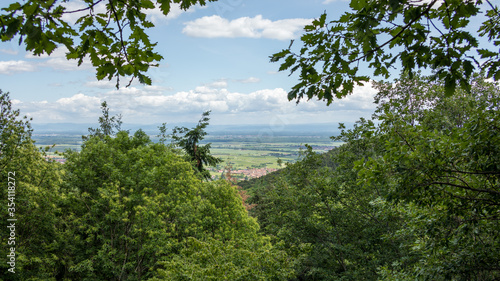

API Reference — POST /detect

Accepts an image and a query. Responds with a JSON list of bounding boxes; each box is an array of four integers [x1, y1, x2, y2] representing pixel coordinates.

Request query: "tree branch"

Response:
[[425, 180, 500, 196], [349, 0, 439, 64], [63, 0, 104, 14], [486, 0, 500, 17], [442, 168, 500, 175], [109, 0, 129, 63]]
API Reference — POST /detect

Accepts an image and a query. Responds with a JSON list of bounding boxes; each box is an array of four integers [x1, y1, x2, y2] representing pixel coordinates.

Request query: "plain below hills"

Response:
[[31, 122, 345, 180]]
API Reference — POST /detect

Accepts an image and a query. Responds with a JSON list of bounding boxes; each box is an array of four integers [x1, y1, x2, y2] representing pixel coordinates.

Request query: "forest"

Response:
[[2, 73, 499, 280], [1, 0, 500, 280]]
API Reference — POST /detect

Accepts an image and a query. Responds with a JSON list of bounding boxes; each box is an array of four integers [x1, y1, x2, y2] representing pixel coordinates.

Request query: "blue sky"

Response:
[[0, 0, 380, 126]]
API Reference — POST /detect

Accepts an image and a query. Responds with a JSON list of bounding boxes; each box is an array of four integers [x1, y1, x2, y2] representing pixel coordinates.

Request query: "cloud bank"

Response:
[[0, 60, 36, 74], [15, 81, 377, 124], [0, 46, 92, 75], [183, 15, 312, 40]]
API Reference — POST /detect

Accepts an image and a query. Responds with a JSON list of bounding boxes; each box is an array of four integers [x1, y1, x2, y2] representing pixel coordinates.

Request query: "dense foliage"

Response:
[[2, 0, 499, 279], [249, 126, 405, 280], [0, 93, 291, 280], [2, 73, 499, 279], [0, 91, 63, 279], [366, 74, 500, 280], [247, 74, 500, 280]]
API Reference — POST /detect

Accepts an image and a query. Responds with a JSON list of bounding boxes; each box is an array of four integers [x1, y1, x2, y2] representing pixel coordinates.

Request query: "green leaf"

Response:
[[138, 73, 152, 85], [23, 3, 38, 15], [5, 2, 22, 11], [350, 0, 366, 10], [158, 0, 171, 15], [141, 0, 155, 9], [444, 76, 456, 97]]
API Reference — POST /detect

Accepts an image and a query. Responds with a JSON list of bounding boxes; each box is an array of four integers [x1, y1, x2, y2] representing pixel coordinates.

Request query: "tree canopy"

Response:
[[2, 0, 500, 279], [0, 93, 292, 280], [1, 91, 64, 279], [271, 0, 500, 104], [246, 74, 500, 280]]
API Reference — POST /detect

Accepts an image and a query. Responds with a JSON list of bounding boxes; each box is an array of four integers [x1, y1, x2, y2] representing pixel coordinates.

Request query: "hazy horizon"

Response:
[[30, 121, 347, 137]]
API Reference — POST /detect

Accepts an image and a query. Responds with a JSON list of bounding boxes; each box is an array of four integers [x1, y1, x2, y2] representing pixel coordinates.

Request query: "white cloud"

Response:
[[0, 49, 18, 55], [107, 87, 150, 96], [183, 15, 312, 40], [322, 0, 348, 3], [15, 93, 102, 122], [237, 77, 260, 84], [86, 80, 117, 89], [16, 81, 377, 124], [132, 87, 290, 114], [144, 85, 173, 92], [55, 93, 101, 113], [0, 60, 36, 74], [131, 82, 376, 115], [0, 46, 90, 76], [205, 80, 228, 88]]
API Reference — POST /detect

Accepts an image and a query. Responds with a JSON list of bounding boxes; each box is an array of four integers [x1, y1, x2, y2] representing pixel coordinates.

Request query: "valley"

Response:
[[33, 133, 342, 180]]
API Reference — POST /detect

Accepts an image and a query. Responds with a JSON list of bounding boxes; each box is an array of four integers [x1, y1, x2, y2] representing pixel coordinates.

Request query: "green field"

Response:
[[209, 139, 340, 170], [34, 134, 341, 176]]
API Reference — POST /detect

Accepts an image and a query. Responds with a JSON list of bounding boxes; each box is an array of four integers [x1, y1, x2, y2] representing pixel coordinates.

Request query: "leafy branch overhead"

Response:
[[0, 0, 216, 88], [271, 0, 500, 104]]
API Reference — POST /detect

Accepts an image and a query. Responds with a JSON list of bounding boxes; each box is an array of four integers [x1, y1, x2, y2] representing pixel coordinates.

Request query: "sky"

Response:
[[0, 0, 380, 128]]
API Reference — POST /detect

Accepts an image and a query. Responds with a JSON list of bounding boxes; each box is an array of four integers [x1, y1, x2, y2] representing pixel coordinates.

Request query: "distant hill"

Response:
[[31, 122, 349, 137], [31, 123, 92, 134]]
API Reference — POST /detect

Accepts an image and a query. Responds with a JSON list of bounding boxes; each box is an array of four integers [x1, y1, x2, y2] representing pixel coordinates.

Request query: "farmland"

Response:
[[33, 133, 341, 180], [205, 135, 341, 180]]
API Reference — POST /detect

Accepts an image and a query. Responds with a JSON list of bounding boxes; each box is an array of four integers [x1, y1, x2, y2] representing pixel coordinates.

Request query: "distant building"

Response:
[[45, 156, 66, 164], [230, 168, 277, 179]]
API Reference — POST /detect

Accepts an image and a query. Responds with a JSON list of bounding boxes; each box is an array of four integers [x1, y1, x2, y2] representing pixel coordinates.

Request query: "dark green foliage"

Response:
[[240, 148, 337, 196], [272, 0, 500, 104], [59, 131, 220, 279], [0, 94, 291, 280], [0, 90, 33, 170], [248, 140, 404, 280], [245, 73, 500, 280], [152, 180, 295, 280], [152, 237, 295, 280], [58, 130, 290, 280], [362, 74, 500, 280]]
